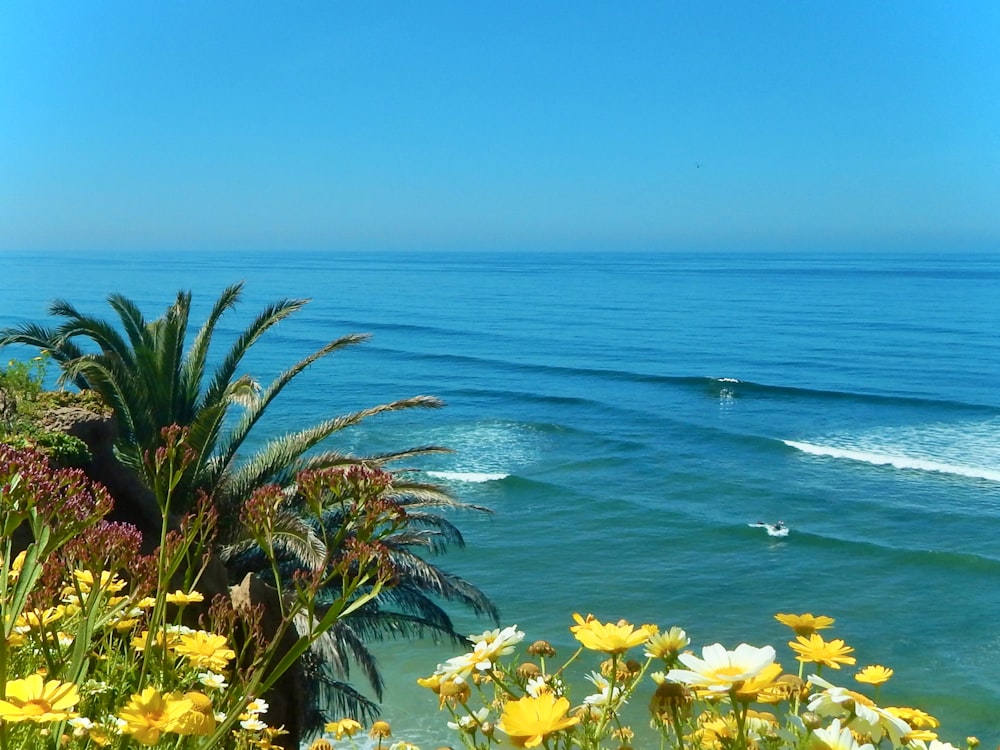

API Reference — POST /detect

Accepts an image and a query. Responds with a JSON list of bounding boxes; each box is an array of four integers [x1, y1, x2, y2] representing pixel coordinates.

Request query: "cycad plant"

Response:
[[0, 283, 498, 724]]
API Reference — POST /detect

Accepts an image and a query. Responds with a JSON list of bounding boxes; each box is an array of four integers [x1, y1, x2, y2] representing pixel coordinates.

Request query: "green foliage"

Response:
[[0, 285, 497, 727], [0, 439, 395, 750], [0, 352, 49, 400], [0, 428, 91, 467], [0, 354, 98, 467]]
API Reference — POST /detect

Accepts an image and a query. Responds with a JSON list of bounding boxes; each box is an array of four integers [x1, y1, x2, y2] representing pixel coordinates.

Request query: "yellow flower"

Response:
[[165, 590, 205, 605], [855, 665, 894, 686], [132, 629, 183, 652], [733, 663, 784, 702], [695, 712, 737, 749], [253, 726, 290, 750], [905, 729, 939, 742], [72, 569, 126, 593], [173, 630, 236, 671], [0, 674, 80, 722], [498, 692, 581, 748], [570, 613, 651, 655], [369, 720, 392, 739], [6, 550, 27, 582], [171, 691, 216, 735], [788, 634, 856, 669], [416, 673, 442, 694], [118, 687, 195, 745], [885, 706, 939, 728], [325, 718, 363, 739], [774, 612, 835, 637], [644, 626, 690, 660], [14, 605, 66, 631]]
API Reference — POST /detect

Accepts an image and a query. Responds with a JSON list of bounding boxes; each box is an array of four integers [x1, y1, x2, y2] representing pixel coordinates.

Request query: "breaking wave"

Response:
[[425, 471, 509, 483], [783, 440, 1000, 483]]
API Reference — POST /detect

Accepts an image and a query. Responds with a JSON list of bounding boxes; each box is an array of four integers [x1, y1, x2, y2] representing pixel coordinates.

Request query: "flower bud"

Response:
[[527, 640, 556, 657], [649, 681, 691, 719], [800, 711, 823, 730], [439, 679, 471, 706], [517, 662, 541, 679]]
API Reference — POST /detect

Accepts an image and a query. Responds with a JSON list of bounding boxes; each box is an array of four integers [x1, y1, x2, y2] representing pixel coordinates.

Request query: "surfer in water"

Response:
[[749, 520, 788, 537]]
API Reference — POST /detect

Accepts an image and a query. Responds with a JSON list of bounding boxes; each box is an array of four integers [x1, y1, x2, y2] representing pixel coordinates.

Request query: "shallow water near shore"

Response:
[[2, 249, 999, 744]]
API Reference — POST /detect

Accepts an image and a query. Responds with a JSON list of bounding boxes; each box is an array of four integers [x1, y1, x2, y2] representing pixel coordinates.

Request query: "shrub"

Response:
[[0, 429, 402, 749]]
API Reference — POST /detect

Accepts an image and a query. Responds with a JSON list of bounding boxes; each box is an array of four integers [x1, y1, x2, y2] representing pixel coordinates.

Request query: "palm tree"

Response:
[[225, 469, 500, 727], [0, 284, 498, 726]]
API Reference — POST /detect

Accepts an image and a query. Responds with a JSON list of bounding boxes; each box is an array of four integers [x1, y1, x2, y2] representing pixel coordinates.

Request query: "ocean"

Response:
[[2, 249, 999, 744]]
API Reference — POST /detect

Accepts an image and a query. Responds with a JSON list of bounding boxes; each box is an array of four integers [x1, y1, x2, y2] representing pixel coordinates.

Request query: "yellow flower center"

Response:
[[712, 665, 747, 678], [22, 701, 51, 716]]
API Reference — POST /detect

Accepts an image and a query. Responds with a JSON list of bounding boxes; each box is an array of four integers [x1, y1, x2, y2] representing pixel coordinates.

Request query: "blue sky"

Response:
[[2, 2, 999, 252]]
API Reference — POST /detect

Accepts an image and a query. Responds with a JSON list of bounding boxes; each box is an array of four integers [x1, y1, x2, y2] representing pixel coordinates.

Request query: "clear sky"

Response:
[[2, 2, 999, 252]]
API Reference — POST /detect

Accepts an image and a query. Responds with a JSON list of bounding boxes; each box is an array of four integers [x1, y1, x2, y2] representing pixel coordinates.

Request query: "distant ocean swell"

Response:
[[362, 345, 1000, 414]]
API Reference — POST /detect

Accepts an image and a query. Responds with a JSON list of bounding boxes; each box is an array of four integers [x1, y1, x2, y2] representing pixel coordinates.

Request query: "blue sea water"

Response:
[[2, 249, 999, 744]]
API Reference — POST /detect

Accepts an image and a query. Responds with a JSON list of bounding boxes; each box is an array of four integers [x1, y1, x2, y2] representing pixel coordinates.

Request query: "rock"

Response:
[[230, 573, 305, 749], [40, 407, 163, 548]]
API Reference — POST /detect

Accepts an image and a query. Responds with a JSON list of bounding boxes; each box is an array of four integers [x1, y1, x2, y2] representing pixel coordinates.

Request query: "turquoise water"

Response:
[[2, 250, 1000, 743]]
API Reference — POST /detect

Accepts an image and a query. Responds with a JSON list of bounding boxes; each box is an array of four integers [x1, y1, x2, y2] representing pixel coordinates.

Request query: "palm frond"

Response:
[[378, 549, 500, 622], [269, 508, 328, 571], [182, 282, 243, 411], [52, 302, 135, 364], [392, 484, 490, 510], [202, 296, 311, 413], [332, 601, 468, 645], [216, 396, 443, 514], [362, 445, 455, 464], [0, 322, 89, 388], [210, 333, 371, 481], [106, 292, 156, 354], [294, 614, 388, 707], [297, 648, 381, 729]]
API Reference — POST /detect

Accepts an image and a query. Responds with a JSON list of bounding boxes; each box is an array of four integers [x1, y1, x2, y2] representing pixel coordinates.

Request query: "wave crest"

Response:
[[426, 470, 509, 483], [783, 440, 1000, 483]]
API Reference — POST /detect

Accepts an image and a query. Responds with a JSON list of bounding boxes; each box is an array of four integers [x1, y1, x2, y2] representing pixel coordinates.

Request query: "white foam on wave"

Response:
[[426, 470, 509, 483], [417, 419, 540, 485], [783, 440, 1000, 483]]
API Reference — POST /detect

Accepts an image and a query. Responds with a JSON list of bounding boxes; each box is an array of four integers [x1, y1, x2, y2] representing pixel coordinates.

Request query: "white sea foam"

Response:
[[426, 470, 509, 483], [419, 419, 538, 485], [784, 440, 1000, 483]]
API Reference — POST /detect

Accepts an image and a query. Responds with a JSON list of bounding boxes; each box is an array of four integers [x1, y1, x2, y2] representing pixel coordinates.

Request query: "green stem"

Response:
[[138, 452, 177, 688], [670, 702, 686, 750], [793, 657, 806, 715], [592, 654, 620, 740], [552, 646, 584, 678], [729, 689, 748, 750]]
